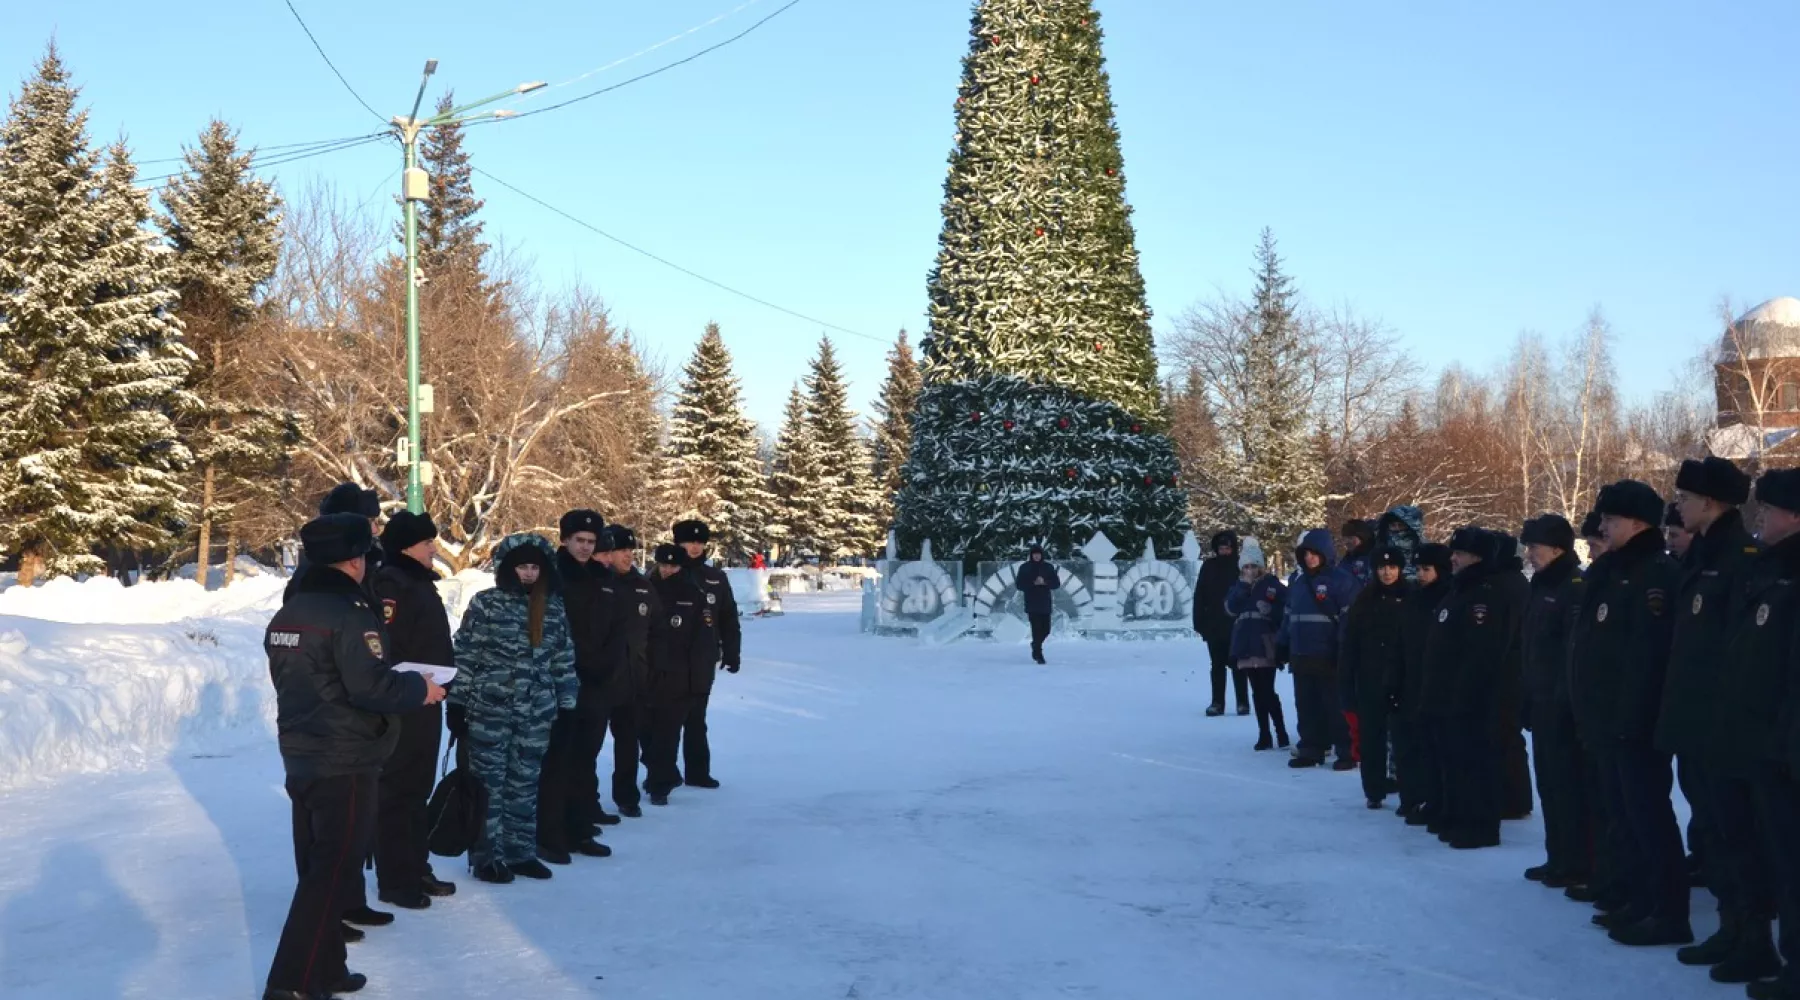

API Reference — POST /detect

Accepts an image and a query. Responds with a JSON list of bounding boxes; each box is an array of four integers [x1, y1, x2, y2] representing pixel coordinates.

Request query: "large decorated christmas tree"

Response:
[[894, 0, 1186, 561]]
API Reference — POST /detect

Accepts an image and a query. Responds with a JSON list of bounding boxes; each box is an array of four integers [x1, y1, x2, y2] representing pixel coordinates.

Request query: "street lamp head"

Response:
[[491, 110, 518, 119], [423, 59, 439, 76], [517, 81, 546, 94]]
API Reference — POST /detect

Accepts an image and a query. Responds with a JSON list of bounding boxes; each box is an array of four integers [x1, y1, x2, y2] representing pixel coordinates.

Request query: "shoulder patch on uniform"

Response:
[[670, 613, 684, 628], [1472, 604, 1488, 625], [381, 598, 397, 623], [638, 602, 649, 617], [268, 630, 301, 649], [706, 592, 718, 605], [363, 631, 385, 659], [1646, 589, 1667, 616]]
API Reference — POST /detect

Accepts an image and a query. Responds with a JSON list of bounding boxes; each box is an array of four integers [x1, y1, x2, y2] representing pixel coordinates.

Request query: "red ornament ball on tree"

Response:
[[1130, 424, 1142, 433], [1002, 419, 1014, 431], [1065, 468, 1078, 479], [1035, 227, 1046, 237], [970, 411, 982, 424], [1030, 75, 1039, 84], [1144, 476, 1154, 486], [1094, 341, 1105, 352], [1057, 417, 1070, 430]]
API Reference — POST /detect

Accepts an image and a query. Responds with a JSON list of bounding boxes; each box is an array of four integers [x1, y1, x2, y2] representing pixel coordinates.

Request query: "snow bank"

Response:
[[0, 572, 287, 624], [0, 574, 286, 791], [0, 609, 277, 792]]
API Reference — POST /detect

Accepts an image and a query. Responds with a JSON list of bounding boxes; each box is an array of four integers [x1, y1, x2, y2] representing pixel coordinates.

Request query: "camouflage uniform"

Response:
[[451, 533, 579, 867]]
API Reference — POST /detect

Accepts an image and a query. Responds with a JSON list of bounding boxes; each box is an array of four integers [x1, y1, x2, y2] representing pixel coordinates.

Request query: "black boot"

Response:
[[1608, 915, 1694, 947], [1680, 910, 1742, 966], [1205, 703, 1225, 717], [574, 838, 613, 858], [341, 921, 365, 943], [594, 808, 622, 826], [1709, 919, 1781, 984], [421, 873, 456, 897], [334, 972, 368, 994], [1253, 732, 1273, 752], [474, 861, 513, 884], [1524, 864, 1554, 883], [1236, 704, 1251, 716], [538, 845, 572, 865], [377, 889, 431, 910], [342, 905, 393, 927], [511, 859, 554, 880], [1746, 976, 1800, 1000]]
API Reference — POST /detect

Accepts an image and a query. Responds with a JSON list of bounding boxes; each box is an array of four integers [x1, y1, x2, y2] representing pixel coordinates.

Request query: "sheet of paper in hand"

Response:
[[392, 663, 458, 685]]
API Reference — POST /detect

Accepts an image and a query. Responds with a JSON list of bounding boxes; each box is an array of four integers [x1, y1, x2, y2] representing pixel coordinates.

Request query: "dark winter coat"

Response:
[[1520, 552, 1583, 716], [1657, 508, 1760, 758], [1569, 526, 1679, 743], [370, 551, 454, 671], [1491, 548, 1531, 728], [1015, 559, 1063, 617], [1711, 532, 1800, 775], [556, 549, 622, 691], [649, 568, 717, 701], [609, 565, 662, 706], [265, 566, 427, 779], [1394, 576, 1452, 715], [1225, 574, 1286, 664], [1418, 561, 1515, 719], [1340, 578, 1411, 707], [684, 555, 742, 669], [1276, 529, 1357, 664], [450, 534, 580, 720], [1340, 546, 1373, 597], [1193, 552, 1239, 641], [1376, 506, 1426, 579]]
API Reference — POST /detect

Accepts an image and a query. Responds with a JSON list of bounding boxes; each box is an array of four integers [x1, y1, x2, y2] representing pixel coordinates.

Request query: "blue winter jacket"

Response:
[[1276, 529, 1358, 659], [1225, 575, 1286, 663]]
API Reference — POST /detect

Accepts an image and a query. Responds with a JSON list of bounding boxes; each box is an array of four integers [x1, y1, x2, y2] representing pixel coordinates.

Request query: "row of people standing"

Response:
[[261, 490, 741, 1000], [1193, 460, 1800, 999]]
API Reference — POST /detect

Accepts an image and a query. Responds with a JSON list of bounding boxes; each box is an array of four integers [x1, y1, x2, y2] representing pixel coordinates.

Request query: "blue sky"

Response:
[[7, 1, 1797, 430]]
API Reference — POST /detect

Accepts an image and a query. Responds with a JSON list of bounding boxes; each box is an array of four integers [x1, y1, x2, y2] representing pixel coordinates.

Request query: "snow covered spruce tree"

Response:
[[657, 324, 771, 561], [895, 0, 1186, 560], [160, 119, 293, 585], [0, 49, 196, 584], [804, 337, 884, 561], [766, 383, 825, 560], [869, 329, 921, 526], [1232, 230, 1325, 551]]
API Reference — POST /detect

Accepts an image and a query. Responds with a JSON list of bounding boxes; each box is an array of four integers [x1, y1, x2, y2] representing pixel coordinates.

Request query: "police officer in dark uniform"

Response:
[[368, 511, 457, 909], [1418, 527, 1513, 849], [1520, 514, 1588, 888], [646, 543, 707, 805], [1656, 458, 1766, 974], [1485, 530, 1535, 823], [1339, 547, 1410, 809], [263, 513, 444, 1000], [597, 525, 651, 817], [1575, 480, 1688, 947], [672, 519, 741, 788], [541, 509, 615, 863], [1396, 543, 1453, 826], [1712, 469, 1800, 997], [285, 483, 384, 605]]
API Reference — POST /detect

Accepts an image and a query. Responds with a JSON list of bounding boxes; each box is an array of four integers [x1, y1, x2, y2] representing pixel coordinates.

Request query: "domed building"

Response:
[[1709, 297, 1800, 460]]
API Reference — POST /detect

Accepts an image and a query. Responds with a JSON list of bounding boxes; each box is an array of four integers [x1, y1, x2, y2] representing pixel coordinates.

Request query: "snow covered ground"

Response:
[[0, 590, 1723, 999]]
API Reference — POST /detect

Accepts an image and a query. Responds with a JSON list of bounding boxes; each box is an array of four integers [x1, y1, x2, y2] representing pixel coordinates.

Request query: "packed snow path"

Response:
[[0, 593, 1718, 999]]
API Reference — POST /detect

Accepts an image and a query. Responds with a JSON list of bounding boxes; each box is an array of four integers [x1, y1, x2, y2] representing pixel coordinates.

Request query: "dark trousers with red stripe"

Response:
[[268, 771, 379, 995]]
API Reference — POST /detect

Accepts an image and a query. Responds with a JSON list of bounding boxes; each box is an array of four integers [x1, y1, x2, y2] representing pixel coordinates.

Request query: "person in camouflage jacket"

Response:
[[450, 533, 579, 883]]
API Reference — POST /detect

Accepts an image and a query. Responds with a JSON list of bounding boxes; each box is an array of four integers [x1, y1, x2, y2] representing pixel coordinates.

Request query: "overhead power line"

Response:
[[487, 0, 805, 124], [281, 0, 387, 123], [543, 0, 768, 92], [137, 130, 389, 166], [137, 133, 392, 186], [473, 165, 881, 346]]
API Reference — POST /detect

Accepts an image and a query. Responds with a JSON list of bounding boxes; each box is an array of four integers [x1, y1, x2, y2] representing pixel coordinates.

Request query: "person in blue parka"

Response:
[[1277, 528, 1359, 770]]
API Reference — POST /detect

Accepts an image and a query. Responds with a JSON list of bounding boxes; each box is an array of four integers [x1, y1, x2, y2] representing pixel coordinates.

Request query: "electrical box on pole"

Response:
[[403, 167, 430, 202], [395, 437, 411, 468], [419, 461, 435, 487], [419, 383, 435, 414]]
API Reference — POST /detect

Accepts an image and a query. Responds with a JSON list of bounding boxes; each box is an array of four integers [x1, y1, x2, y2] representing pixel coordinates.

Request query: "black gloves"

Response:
[[723, 661, 740, 674], [446, 703, 468, 746]]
